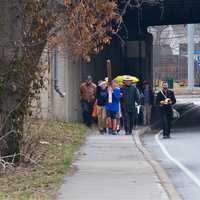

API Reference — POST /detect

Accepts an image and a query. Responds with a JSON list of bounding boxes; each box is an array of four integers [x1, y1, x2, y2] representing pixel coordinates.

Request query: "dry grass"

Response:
[[0, 119, 87, 200]]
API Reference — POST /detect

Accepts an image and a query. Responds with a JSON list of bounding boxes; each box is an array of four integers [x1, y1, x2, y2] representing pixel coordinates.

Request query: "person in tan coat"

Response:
[[80, 75, 96, 127]]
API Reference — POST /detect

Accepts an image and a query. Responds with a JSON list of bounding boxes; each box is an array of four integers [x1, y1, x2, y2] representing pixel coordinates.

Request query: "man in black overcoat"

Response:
[[156, 81, 176, 138]]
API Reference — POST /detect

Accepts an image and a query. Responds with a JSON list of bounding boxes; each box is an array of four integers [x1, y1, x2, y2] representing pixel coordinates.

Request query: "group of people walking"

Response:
[[80, 75, 177, 139], [80, 75, 158, 136]]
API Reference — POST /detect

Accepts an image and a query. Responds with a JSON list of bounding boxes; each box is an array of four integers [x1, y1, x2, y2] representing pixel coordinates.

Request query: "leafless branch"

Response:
[[0, 152, 44, 173], [0, 129, 16, 142]]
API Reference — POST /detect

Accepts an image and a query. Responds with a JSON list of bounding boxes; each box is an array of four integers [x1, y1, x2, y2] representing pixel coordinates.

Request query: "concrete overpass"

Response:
[[88, 0, 200, 86]]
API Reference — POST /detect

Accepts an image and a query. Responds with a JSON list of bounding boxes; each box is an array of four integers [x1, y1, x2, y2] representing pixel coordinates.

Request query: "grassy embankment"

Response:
[[0, 120, 87, 200]]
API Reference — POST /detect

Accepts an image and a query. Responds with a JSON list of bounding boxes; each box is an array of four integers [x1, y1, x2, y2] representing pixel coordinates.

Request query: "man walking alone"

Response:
[[156, 81, 176, 139]]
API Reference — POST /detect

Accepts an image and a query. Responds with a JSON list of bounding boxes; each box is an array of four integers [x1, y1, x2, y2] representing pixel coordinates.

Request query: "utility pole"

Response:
[[187, 24, 194, 91]]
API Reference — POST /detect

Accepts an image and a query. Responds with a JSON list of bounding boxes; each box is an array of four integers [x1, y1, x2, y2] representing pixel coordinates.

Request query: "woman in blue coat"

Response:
[[105, 80, 121, 135]]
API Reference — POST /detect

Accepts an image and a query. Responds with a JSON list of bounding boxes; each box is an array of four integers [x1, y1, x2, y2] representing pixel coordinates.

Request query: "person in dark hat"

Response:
[[121, 76, 140, 135], [80, 75, 96, 127], [141, 81, 154, 125]]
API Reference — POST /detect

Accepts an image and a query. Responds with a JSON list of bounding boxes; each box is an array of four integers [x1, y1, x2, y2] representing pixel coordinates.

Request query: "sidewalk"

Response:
[[57, 130, 168, 200]]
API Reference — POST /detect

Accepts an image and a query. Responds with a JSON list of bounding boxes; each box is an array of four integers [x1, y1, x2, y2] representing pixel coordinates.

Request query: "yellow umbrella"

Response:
[[114, 75, 139, 85]]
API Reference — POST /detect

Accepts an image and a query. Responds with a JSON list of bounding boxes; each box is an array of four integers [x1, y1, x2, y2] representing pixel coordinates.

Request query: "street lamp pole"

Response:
[[187, 24, 194, 91]]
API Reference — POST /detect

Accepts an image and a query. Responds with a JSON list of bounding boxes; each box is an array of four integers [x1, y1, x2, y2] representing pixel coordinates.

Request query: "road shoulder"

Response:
[[134, 127, 182, 200]]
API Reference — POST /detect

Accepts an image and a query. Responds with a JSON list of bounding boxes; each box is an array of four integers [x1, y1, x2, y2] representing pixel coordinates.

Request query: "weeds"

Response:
[[0, 119, 87, 200]]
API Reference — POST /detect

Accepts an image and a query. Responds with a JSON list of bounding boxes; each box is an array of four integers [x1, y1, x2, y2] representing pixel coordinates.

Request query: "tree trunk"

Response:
[[0, 1, 47, 161], [0, 1, 22, 160]]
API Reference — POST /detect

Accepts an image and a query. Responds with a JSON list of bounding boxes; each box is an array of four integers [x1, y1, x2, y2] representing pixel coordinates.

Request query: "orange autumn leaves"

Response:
[[24, 0, 122, 62], [64, 0, 122, 62]]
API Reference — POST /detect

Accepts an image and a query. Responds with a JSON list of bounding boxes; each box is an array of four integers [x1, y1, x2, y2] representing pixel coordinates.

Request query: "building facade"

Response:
[[149, 24, 200, 84]]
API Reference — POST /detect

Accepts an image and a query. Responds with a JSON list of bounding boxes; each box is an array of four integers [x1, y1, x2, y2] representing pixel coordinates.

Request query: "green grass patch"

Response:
[[0, 120, 87, 200]]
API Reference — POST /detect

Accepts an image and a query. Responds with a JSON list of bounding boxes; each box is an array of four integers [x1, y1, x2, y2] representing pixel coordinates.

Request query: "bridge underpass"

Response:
[[84, 0, 200, 127], [86, 0, 200, 86], [45, 0, 200, 122], [62, 2, 200, 198], [46, 4, 200, 196], [129, 3, 200, 198]]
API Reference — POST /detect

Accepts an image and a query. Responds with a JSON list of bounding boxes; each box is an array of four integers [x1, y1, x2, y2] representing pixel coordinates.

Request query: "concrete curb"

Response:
[[134, 127, 183, 200]]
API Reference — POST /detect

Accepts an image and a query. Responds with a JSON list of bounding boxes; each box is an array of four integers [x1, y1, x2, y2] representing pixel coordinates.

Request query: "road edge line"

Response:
[[155, 132, 200, 188], [134, 127, 182, 200]]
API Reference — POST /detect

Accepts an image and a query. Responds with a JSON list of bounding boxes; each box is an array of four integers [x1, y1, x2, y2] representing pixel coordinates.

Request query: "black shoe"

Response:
[[99, 129, 104, 134], [86, 123, 92, 127], [163, 135, 167, 139], [112, 132, 117, 135], [166, 135, 171, 139]]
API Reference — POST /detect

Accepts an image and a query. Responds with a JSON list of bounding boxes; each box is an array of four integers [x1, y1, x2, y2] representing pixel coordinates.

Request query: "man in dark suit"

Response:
[[156, 81, 176, 138]]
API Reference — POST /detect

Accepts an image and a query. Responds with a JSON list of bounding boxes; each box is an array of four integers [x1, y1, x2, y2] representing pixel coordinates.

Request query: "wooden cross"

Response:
[[107, 59, 112, 103]]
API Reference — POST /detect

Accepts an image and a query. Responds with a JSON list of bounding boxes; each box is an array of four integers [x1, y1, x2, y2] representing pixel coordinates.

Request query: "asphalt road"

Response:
[[143, 127, 200, 200], [176, 95, 200, 106], [143, 93, 200, 199]]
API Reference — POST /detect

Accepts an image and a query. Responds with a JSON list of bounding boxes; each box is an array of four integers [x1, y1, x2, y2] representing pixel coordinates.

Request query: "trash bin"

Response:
[[166, 78, 173, 89]]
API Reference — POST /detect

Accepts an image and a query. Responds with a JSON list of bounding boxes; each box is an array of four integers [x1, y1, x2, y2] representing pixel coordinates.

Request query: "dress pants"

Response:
[[81, 100, 93, 127], [143, 104, 152, 125], [123, 111, 135, 134], [161, 111, 172, 137]]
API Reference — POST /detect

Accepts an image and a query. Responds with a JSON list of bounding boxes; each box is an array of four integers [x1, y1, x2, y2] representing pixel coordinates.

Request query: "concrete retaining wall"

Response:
[[39, 48, 104, 122]]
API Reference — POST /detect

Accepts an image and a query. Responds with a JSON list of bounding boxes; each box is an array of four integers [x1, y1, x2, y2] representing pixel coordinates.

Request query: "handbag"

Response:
[[92, 100, 97, 118], [172, 108, 180, 119]]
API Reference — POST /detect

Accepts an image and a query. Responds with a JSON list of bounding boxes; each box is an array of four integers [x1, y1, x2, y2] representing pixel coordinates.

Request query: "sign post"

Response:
[[187, 24, 194, 91]]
